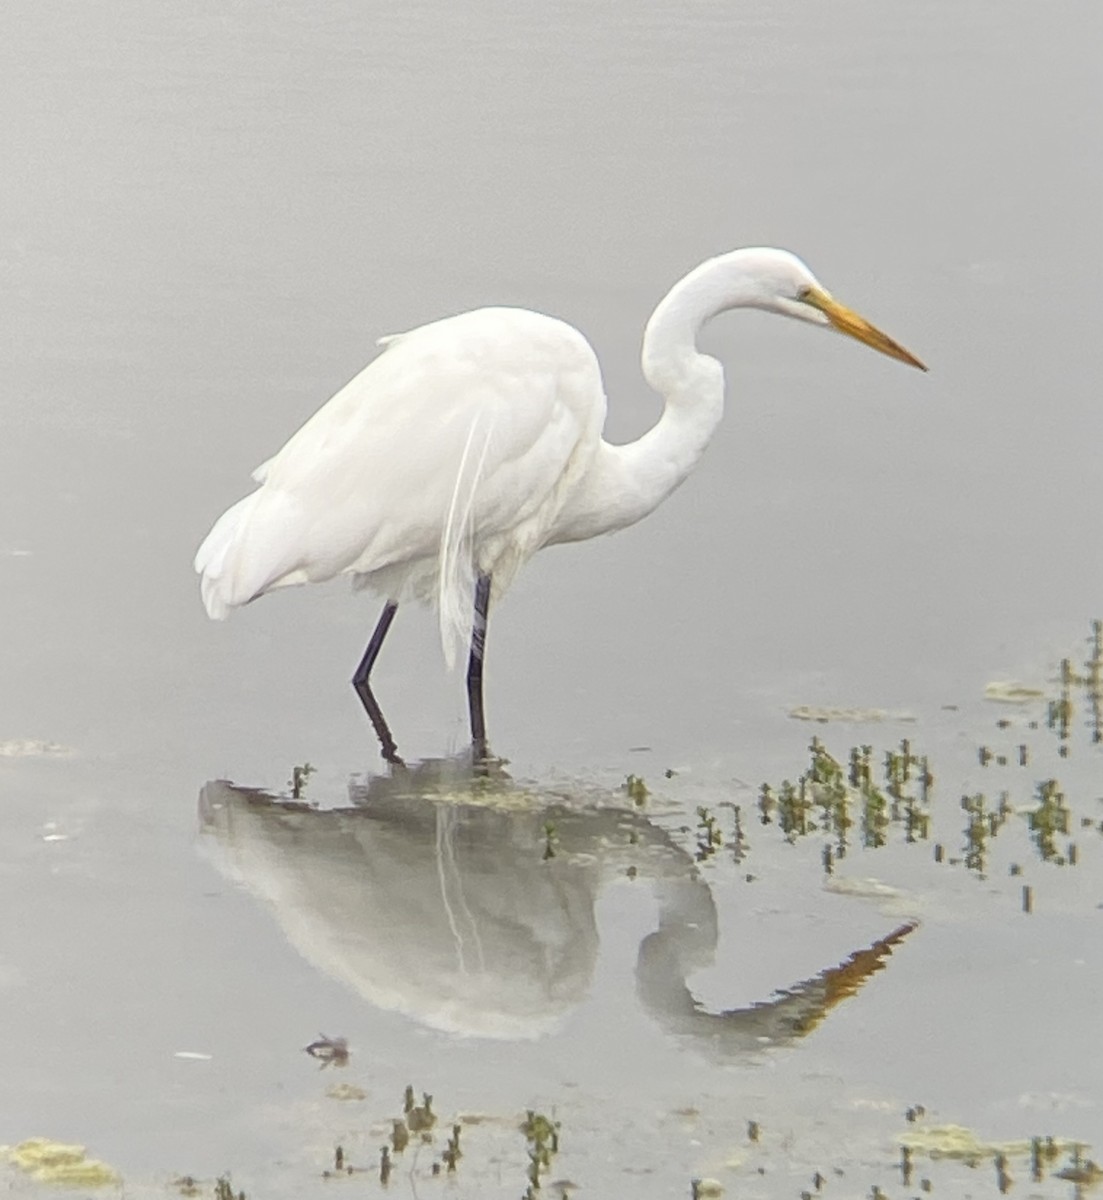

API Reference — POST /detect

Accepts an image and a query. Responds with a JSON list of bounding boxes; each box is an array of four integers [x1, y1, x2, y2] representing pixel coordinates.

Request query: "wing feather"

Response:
[[437, 411, 495, 668], [195, 307, 605, 650]]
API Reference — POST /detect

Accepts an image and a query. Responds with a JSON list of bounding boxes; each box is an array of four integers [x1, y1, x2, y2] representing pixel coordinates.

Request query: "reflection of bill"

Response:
[[199, 759, 916, 1050], [636, 891, 915, 1050]]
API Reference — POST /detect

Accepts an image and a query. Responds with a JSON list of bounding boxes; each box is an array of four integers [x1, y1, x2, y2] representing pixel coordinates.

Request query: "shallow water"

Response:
[[2, 2, 1101, 1195]]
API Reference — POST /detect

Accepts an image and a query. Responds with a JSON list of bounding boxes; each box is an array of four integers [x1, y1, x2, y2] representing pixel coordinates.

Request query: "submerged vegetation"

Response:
[[213, 1175, 246, 1200], [740, 623, 1103, 913], [623, 773, 650, 805], [288, 761, 317, 800], [521, 1110, 562, 1198], [758, 737, 931, 853], [34, 628, 1093, 1200]]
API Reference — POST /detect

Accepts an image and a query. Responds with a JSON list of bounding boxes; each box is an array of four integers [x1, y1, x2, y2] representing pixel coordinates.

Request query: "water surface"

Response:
[[2, 3, 1101, 1195]]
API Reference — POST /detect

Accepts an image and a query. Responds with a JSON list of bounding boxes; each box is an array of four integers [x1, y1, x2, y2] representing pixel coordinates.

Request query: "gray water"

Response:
[[2, 3, 1102, 1196]]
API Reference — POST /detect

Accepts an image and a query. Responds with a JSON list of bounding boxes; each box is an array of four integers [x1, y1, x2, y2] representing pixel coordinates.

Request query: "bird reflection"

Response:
[[198, 757, 915, 1051]]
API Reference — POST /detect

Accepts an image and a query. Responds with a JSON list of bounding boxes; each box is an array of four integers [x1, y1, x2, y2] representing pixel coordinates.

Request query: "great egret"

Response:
[[195, 247, 925, 762]]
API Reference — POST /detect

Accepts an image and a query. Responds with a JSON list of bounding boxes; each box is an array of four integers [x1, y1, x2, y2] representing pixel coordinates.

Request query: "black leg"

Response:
[[352, 601, 404, 766], [467, 574, 491, 761]]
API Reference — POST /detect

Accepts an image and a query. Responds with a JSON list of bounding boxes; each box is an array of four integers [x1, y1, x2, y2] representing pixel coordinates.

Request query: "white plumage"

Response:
[[196, 307, 605, 663], [195, 248, 923, 755]]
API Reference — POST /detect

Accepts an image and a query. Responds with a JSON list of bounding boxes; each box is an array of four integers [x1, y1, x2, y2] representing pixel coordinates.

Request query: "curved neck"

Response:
[[641, 252, 760, 394], [555, 254, 758, 543]]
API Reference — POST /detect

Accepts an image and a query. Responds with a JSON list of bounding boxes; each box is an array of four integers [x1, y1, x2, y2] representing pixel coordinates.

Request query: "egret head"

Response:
[[741, 248, 927, 371]]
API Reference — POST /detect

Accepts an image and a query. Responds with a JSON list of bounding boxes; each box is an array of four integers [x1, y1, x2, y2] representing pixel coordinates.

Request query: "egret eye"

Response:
[[796, 285, 813, 303]]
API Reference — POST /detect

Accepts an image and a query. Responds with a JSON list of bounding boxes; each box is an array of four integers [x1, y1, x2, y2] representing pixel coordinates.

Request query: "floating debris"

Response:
[[984, 682, 1046, 704], [39, 821, 70, 843], [900, 1123, 1079, 1163], [0, 738, 73, 758], [823, 877, 903, 900], [2, 1138, 120, 1187], [788, 706, 916, 724], [304, 1034, 348, 1068]]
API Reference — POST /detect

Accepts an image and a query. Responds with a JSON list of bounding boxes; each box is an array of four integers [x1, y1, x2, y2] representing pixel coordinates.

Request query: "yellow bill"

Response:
[[805, 285, 927, 371]]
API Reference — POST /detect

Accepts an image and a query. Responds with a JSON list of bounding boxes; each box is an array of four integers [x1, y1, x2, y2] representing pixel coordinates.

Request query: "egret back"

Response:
[[194, 306, 607, 661]]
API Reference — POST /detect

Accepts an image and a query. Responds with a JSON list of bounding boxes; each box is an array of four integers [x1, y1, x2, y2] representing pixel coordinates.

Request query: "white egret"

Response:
[[195, 247, 925, 762]]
